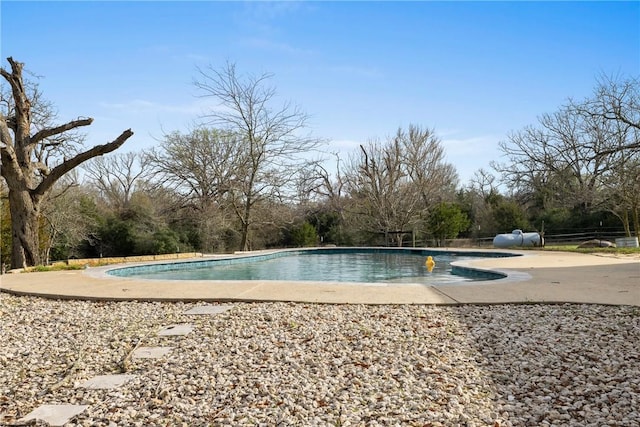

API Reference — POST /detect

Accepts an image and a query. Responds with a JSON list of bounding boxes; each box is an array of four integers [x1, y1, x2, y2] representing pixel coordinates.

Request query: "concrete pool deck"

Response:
[[0, 249, 638, 306]]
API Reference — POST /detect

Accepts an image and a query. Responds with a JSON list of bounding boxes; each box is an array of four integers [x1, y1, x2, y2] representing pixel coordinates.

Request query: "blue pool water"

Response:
[[108, 248, 509, 285]]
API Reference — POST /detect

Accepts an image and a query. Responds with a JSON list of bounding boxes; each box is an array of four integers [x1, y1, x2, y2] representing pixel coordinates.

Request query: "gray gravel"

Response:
[[1, 293, 639, 426]]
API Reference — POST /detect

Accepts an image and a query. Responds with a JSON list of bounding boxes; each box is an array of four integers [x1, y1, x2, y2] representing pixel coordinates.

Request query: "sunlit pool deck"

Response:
[[1, 249, 638, 306]]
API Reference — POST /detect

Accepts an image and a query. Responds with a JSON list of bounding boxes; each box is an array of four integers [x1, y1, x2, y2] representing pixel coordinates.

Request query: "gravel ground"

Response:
[[1, 293, 639, 426]]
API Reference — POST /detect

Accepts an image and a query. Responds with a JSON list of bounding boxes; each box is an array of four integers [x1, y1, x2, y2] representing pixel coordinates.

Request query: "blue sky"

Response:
[[2, 1, 639, 184]]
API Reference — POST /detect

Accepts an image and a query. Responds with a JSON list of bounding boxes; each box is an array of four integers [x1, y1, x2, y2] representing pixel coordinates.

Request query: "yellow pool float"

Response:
[[425, 256, 435, 272]]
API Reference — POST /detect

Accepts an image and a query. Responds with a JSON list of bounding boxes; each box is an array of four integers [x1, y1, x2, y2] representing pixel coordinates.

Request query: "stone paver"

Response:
[[132, 346, 173, 359], [158, 323, 194, 336], [80, 374, 136, 389], [18, 404, 89, 426]]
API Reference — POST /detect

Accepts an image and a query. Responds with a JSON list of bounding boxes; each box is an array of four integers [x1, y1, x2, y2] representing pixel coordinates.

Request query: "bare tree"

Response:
[[298, 153, 346, 211], [194, 62, 323, 251], [291, 153, 352, 245], [494, 76, 640, 237], [0, 57, 132, 268], [146, 128, 242, 211], [572, 74, 640, 155], [345, 138, 420, 246], [396, 125, 459, 208], [145, 127, 243, 252], [493, 105, 617, 213], [469, 168, 499, 200], [343, 125, 459, 246], [597, 128, 640, 238], [0, 180, 11, 269], [40, 171, 98, 264], [82, 151, 148, 212]]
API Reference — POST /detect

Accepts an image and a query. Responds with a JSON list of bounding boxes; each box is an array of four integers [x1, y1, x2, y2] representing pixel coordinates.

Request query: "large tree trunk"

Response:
[[239, 204, 251, 251], [238, 192, 252, 252], [1, 57, 134, 268], [239, 223, 249, 251], [621, 210, 631, 238], [1, 128, 132, 268], [8, 188, 41, 268]]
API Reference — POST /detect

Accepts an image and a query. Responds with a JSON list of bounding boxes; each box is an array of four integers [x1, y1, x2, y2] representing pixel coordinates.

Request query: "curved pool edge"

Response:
[[449, 259, 533, 285], [1, 249, 638, 306], [101, 246, 520, 283]]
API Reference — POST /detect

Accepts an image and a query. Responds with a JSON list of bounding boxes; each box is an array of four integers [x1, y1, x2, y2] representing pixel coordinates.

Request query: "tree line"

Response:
[[1, 57, 638, 268]]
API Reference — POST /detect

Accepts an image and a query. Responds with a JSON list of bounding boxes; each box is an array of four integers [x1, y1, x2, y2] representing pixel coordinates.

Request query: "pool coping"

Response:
[[101, 247, 513, 283], [0, 248, 638, 306]]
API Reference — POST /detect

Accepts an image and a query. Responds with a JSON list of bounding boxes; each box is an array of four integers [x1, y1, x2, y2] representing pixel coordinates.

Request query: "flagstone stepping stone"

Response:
[[80, 374, 136, 389], [18, 404, 89, 426], [158, 323, 194, 336], [132, 346, 173, 359], [183, 305, 233, 315]]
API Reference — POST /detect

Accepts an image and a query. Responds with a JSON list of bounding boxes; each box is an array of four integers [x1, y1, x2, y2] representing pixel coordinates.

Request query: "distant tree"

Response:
[[0, 182, 10, 269], [492, 199, 530, 233], [91, 189, 181, 257], [194, 61, 323, 251], [346, 138, 419, 246], [97, 217, 136, 257], [426, 202, 470, 247], [146, 128, 240, 211], [397, 125, 459, 208], [40, 173, 99, 263], [495, 76, 640, 234], [469, 168, 499, 201], [572, 74, 640, 154], [600, 153, 640, 237], [344, 125, 458, 246], [145, 127, 241, 252], [82, 151, 148, 213], [494, 105, 612, 213], [300, 153, 352, 245], [0, 57, 132, 267], [290, 221, 318, 247], [465, 169, 502, 238], [135, 228, 180, 256], [307, 209, 352, 246]]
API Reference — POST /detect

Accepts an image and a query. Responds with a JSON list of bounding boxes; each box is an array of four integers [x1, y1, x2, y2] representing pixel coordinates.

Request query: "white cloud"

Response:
[[442, 134, 497, 156], [440, 133, 502, 183]]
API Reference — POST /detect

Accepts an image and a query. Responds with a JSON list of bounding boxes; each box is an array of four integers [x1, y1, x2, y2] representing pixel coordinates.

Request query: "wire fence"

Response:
[[541, 230, 632, 246], [387, 229, 637, 248]]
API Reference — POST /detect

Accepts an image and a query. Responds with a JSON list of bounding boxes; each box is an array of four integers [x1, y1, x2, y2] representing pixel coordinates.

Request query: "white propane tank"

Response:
[[493, 229, 543, 248]]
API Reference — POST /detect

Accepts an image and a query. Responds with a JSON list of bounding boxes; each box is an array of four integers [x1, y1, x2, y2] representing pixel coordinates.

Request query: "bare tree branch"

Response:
[[29, 117, 93, 146], [35, 129, 133, 198], [193, 61, 324, 250]]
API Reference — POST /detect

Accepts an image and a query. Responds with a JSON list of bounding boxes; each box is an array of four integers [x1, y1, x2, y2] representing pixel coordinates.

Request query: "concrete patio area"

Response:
[[0, 250, 638, 306]]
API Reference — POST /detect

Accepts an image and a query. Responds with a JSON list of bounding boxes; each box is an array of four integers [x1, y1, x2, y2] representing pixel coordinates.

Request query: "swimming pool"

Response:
[[107, 248, 510, 285]]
